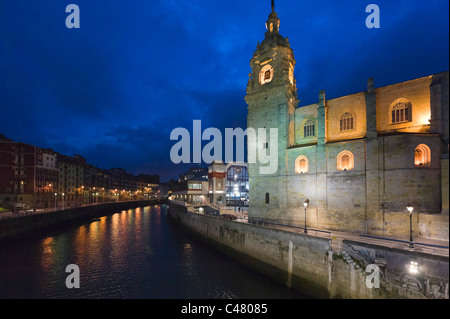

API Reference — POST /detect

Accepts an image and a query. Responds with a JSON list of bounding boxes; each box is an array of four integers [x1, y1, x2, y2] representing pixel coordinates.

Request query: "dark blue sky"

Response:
[[1, 0, 448, 182]]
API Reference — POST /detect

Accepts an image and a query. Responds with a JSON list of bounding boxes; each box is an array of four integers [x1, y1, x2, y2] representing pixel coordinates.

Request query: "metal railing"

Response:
[[248, 218, 332, 239], [358, 234, 449, 257], [0, 198, 167, 221]]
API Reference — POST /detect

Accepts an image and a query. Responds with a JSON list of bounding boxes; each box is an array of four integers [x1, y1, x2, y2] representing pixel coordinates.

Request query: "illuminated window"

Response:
[[390, 99, 412, 124], [295, 155, 308, 174], [340, 112, 354, 131], [303, 119, 315, 138], [217, 178, 223, 190], [188, 182, 202, 190], [414, 144, 431, 167], [259, 64, 273, 84], [337, 150, 354, 171]]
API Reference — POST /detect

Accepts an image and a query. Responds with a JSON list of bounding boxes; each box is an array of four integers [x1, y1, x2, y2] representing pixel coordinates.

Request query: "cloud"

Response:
[[0, 0, 448, 182]]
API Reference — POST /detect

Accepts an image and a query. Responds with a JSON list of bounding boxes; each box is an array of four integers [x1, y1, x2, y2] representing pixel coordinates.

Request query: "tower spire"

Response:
[[265, 0, 280, 35]]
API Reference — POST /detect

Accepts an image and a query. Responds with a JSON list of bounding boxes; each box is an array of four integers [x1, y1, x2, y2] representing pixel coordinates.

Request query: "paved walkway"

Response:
[[218, 209, 449, 257], [329, 229, 448, 257], [0, 200, 149, 220]]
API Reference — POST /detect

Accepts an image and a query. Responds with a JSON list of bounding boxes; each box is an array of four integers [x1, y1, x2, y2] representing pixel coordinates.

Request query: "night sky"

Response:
[[0, 0, 448, 182]]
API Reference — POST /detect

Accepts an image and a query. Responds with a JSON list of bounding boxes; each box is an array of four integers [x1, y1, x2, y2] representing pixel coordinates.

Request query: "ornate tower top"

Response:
[[254, 0, 290, 54], [246, 0, 297, 98], [265, 6, 280, 35]]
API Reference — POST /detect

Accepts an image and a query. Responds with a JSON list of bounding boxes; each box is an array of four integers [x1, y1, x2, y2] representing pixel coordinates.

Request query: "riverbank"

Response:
[[0, 198, 167, 240], [168, 202, 449, 299]]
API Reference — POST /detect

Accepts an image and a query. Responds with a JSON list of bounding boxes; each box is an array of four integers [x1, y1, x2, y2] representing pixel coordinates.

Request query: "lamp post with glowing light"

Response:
[[407, 203, 414, 248], [47, 184, 52, 210], [303, 199, 309, 233], [54, 193, 57, 211], [62, 193, 65, 210]]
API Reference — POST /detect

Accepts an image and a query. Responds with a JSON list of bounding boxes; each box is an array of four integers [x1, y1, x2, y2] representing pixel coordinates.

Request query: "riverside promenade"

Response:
[[175, 201, 449, 258], [0, 198, 167, 240]]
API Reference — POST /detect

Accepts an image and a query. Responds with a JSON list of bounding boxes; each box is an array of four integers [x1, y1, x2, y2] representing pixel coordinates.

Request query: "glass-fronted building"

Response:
[[208, 161, 248, 207], [225, 164, 249, 207]]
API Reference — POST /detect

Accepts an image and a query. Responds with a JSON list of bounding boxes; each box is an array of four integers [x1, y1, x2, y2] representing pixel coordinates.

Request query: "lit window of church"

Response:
[[340, 113, 354, 131], [337, 150, 354, 171], [295, 155, 308, 173], [390, 99, 412, 124], [414, 144, 431, 167], [259, 64, 274, 84], [303, 119, 315, 137]]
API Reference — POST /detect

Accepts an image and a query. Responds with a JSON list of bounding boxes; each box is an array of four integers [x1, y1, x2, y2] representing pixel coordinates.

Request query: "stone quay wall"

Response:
[[0, 199, 166, 240], [168, 202, 449, 299]]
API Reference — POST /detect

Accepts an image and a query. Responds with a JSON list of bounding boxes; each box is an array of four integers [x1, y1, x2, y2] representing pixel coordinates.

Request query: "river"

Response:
[[0, 204, 306, 299]]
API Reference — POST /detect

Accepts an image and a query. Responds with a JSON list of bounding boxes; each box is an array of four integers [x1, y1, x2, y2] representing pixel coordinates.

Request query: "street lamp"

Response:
[[62, 193, 65, 210], [54, 193, 57, 211], [303, 199, 309, 233], [47, 184, 52, 211], [407, 203, 414, 248]]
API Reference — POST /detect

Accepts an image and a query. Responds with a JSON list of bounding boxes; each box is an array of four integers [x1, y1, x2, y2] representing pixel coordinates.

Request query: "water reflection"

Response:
[[40, 237, 55, 271], [0, 205, 306, 299]]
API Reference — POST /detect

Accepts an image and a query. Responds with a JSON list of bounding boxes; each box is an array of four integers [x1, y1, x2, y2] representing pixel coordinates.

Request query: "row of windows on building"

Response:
[[294, 144, 431, 173], [302, 100, 413, 138], [262, 143, 431, 205]]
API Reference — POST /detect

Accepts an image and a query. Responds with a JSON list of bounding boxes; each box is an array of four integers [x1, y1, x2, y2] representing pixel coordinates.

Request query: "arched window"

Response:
[[303, 119, 315, 138], [259, 64, 273, 84], [390, 99, 412, 124], [265, 192, 270, 204], [340, 112, 354, 131], [295, 155, 308, 174], [414, 144, 431, 167], [337, 150, 354, 171]]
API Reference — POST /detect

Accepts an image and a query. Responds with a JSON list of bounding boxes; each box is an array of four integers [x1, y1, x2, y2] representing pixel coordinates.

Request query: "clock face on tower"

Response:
[[259, 64, 273, 84]]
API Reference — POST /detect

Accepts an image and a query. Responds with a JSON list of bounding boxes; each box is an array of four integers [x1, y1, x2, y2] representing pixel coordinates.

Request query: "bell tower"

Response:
[[245, 1, 297, 98], [245, 0, 298, 218]]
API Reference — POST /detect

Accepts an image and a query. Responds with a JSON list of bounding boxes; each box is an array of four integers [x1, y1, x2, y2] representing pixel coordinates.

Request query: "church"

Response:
[[245, 1, 449, 240]]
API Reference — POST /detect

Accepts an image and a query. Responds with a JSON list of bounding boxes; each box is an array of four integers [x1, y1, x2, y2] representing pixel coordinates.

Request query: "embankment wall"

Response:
[[0, 199, 166, 240], [168, 203, 449, 299]]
